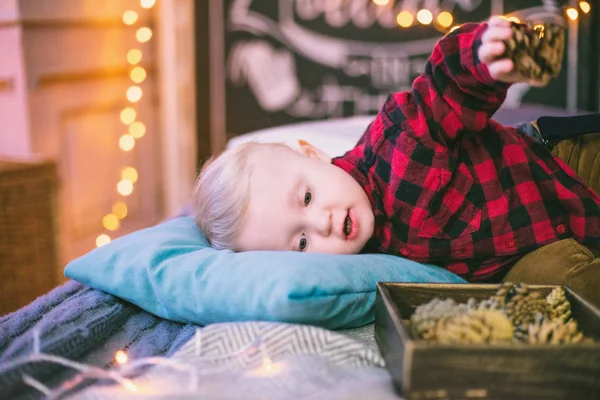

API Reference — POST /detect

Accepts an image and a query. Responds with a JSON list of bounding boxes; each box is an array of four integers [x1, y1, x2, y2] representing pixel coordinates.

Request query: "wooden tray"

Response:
[[374, 283, 600, 400]]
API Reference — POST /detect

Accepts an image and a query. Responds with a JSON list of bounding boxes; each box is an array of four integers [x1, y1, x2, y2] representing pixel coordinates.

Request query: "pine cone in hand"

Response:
[[435, 310, 514, 344], [502, 21, 565, 82], [546, 287, 572, 323]]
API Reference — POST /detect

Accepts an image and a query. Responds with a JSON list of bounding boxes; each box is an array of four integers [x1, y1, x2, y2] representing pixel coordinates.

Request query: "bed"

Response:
[[0, 104, 586, 399]]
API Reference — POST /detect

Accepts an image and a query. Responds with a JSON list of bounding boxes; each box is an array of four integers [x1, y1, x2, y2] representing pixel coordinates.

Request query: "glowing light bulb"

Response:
[[416, 9, 433, 25], [130, 66, 146, 83], [396, 11, 413, 27], [120, 107, 136, 125], [112, 201, 128, 219], [126, 86, 143, 103], [129, 121, 146, 139], [119, 134, 135, 151], [103, 214, 120, 231], [122, 10, 138, 25], [436, 11, 453, 28], [96, 234, 111, 247], [121, 167, 139, 183], [566, 7, 579, 20], [118, 180, 134, 196], [372, 0, 389, 5], [449, 25, 461, 33], [123, 379, 138, 392], [141, 0, 156, 9], [115, 350, 129, 364], [507, 16, 520, 23], [127, 49, 142, 65], [579, 1, 590, 14], [262, 357, 273, 372], [136, 27, 153, 43]]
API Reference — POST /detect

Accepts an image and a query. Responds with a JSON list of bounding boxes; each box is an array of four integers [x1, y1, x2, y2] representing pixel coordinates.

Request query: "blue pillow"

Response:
[[65, 217, 465, 329]]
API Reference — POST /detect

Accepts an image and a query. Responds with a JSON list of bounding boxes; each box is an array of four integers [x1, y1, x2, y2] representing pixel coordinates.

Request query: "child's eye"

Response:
[[304, 190, 312, 206], [299, 234, 308, 251]]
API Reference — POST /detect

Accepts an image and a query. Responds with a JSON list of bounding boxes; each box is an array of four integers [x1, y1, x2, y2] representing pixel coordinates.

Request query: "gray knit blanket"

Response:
[[0, 281, 195, 399]]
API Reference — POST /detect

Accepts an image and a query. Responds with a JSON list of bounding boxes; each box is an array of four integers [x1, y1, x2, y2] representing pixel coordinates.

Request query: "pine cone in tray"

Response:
[[505, 287, 549, 327], [546, 287, 572, 323], [435, 310, 514, 344], [409, 298, 470, 340], [527, 315, 584, 344], [502, 21, 565, 82], [474, 282, 510, 311], [408, 282, 594, 344]]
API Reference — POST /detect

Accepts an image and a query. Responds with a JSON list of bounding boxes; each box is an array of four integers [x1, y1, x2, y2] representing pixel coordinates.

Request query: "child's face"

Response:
[[234, 146, 375, 254]]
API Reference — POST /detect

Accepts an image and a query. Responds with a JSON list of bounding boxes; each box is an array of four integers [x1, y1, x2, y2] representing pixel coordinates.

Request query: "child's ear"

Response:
[[297, 139, 331, 163]]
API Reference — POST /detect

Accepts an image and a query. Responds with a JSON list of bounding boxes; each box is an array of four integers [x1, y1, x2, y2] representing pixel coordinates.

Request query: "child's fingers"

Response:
[[481, 26, 512, 43], [487, 59, 514, 79], [478, 42, 506, 64], [488, 16, 510, 28]]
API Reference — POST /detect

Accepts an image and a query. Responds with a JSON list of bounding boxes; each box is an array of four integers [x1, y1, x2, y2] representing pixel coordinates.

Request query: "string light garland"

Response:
[[566, 7, 579, 21], [96, 0, 154, 248], [369, 0, 592, 32], [14, 328, 276, 397], [579, 1, 590, 14]]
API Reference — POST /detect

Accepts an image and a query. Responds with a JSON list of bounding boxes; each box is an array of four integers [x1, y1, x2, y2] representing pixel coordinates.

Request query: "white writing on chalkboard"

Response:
[[226, 0, 490, 119]]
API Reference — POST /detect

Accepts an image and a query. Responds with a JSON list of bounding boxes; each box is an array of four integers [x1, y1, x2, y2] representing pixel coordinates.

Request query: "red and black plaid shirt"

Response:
[[332, 22, 600, 282]]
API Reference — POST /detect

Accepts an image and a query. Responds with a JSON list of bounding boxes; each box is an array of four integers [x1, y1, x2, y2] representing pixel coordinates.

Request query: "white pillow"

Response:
[[226, 116, 374, 157]]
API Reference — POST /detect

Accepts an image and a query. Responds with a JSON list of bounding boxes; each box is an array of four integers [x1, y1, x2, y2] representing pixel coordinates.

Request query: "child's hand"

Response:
[[478, 16, 549, 87]]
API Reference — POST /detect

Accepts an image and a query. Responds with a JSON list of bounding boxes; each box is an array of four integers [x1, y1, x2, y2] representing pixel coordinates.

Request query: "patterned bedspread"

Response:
[[70, 322, 401, 400]]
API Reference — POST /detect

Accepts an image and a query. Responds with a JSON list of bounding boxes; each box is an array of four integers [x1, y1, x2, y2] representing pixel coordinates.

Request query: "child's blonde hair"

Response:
[[192, 141, 290, 250]]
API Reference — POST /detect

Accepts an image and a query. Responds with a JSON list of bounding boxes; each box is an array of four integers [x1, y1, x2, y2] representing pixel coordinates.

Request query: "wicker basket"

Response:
[[0, 158, 60, 316]]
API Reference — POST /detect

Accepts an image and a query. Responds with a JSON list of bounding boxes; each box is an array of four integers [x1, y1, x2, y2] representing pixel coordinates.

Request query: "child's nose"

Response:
[[310, 209, 332, 236]]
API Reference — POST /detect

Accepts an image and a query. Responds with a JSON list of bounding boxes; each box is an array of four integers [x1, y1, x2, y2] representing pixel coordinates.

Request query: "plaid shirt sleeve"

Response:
[[338, 22, 509, 161], [334, 22, 508, 186], [396, 22, 509, 151]]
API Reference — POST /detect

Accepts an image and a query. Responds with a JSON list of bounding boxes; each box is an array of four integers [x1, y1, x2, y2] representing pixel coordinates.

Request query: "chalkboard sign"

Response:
[[198, 0, 591, 151]]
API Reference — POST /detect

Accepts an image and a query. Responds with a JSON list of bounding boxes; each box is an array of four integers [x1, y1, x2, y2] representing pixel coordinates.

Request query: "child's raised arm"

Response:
[[381, 17, 543, 151]]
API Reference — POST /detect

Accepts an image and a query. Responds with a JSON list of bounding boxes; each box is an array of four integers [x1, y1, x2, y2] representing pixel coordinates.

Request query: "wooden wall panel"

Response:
[[21, 26, 155, 90], [18, 0, 145, 21], [0, 0, 164, 266], [62, 108, 141, 237], [0, 26, 31, 155]]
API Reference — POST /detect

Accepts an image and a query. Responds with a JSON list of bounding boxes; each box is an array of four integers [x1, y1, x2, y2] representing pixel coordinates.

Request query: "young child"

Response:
[[193, 17, 600, 284]]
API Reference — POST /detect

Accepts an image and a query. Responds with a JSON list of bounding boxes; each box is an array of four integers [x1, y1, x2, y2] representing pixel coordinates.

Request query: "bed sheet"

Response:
[[68, 322, 401, 400]]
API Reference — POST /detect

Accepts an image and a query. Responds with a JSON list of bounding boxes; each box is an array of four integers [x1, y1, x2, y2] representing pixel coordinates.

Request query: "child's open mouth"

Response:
[[344, 214, 352, 236], [343, 210, 358, 240]]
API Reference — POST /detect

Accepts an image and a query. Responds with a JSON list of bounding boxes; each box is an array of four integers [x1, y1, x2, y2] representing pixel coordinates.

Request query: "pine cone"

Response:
[[505, 290, 549, 328], [410, 298, 470, 340], [546, 287, 572, 323], [527, 318, 584, 344], [503, 21, 565, 82], [435, 310, 514, 344]]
